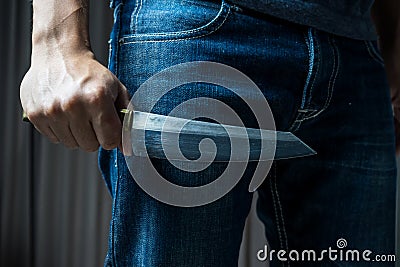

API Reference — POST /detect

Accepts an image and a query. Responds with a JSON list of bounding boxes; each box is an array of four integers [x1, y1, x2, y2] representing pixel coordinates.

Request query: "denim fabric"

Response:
[[99, 0, 396, 266], [229, 0, 377, 40]]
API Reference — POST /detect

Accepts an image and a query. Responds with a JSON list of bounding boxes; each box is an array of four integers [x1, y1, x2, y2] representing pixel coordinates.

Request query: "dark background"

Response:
[[0, 1, 113, 266]]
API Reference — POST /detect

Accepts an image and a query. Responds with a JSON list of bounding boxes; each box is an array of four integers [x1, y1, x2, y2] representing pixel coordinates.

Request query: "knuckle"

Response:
[[85, 87, 108, 106], [61, 95, 82, 111], [44, 101, 63, 118]]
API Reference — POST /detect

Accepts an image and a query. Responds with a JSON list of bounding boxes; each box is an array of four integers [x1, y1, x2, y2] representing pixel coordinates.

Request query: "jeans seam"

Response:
[[109, 3, 124, 265], [287, 28, 316, 132], [270, 164, 290, 267], [300, 34, 340, 122], [107, 41, 113, 70], [119, 1, 231, 44], [112, 3, 124, 77], [109, 150, 121, 267], [364, 40, 385, 66], [269, 165, 284, 252], [129, 0, 140, 32], [304, 29, 321, 111], [135, 0, 143, 30], [300, 28, 315, 109], [273, 165, 290, 267]]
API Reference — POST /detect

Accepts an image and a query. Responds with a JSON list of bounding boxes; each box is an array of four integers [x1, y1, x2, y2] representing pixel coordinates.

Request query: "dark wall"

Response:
[[0, 1, 113, 266]]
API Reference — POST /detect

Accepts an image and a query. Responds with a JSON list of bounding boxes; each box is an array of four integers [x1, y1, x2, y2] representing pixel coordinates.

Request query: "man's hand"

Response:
[[372, 0, 400, 153], [21, 50, 129, 151], [20, 0, 129, 152]]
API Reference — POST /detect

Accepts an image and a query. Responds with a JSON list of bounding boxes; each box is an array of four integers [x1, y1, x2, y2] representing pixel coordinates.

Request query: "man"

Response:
[[20, 0, 399, 266]]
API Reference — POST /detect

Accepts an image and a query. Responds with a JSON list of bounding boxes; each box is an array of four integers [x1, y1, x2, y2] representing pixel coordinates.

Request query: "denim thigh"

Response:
[[257, 32, 396, 266], [99, 0, 396, 266]]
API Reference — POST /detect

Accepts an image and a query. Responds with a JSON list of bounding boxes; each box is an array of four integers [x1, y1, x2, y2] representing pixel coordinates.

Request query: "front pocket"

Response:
[[119, 0, 231, 44], [364, 40, 385, 66]]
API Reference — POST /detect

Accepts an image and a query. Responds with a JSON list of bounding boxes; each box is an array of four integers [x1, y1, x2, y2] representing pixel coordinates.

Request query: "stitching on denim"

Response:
[[300, 35, 340, 122], [287, 31, 311, 132], [129, 0, 140, 32], [366, 40, 384, 63], [364, 40, 385, 66], [113, 3, 124, 89], [125, 1, 227, 37], [273, 165, 290, 267], [300, 28, 315, 109], [302, 29, 318, 108], [304, 29, 321, 111], [110, 3, 124, 264], [120, 2, 230, 44], [111, 149, 120, 267], [135, 0, 143, 30], [369, 41, 384, 62], [288, 113, 303, 132], [269, 164, 284, 253], [297, 109, 317, 113], [121, 12, 230, 44], [107, 42, 112, 69], [287, 29, 316, 133]]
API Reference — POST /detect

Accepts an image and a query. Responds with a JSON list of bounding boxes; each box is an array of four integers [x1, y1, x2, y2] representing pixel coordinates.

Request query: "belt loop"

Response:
[[110, 0, 124, 9], [109, 1, 123, 76]]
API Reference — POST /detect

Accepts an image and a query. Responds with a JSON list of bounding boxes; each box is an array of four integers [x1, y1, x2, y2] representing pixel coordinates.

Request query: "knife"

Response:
[[23, 109, 316, 161], [122, 110, 316, 161]]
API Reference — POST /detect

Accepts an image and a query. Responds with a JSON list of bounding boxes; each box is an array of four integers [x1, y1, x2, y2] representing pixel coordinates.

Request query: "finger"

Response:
[[114, 79, 130, 109], [26, 113, 60, 144], [49, 123, 79, 149], [91, 99, 121, 150], [35, 125, 60, 144], [42, 126, 60, 144], [70, 120, 100, 152]]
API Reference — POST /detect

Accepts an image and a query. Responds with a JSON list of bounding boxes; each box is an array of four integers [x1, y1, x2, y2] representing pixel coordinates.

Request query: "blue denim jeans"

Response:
[[99, 0, 397, 266]]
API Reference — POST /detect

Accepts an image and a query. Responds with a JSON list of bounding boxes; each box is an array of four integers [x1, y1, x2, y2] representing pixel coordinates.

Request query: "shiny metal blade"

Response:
[[124, 111, 316, 161]]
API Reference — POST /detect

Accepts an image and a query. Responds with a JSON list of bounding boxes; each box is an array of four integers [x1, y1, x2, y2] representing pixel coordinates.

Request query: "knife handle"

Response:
[[22, 109, 132, 123]]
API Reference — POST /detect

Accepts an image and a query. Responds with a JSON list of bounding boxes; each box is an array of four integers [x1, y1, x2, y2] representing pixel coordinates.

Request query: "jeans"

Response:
[[99, 0, 397, 266]]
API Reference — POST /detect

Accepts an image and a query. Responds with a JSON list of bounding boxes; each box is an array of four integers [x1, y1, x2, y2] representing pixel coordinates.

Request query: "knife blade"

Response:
[[122, 110, 316, 161]]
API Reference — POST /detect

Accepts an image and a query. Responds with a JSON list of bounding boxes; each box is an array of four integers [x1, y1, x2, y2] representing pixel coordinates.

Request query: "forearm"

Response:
[[32, 0, 90, 57], [22, 0, 129, 152]]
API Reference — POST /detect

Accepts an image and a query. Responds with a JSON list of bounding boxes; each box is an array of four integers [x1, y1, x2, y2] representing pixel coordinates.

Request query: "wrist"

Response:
[[32, 5, 91, 56]]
